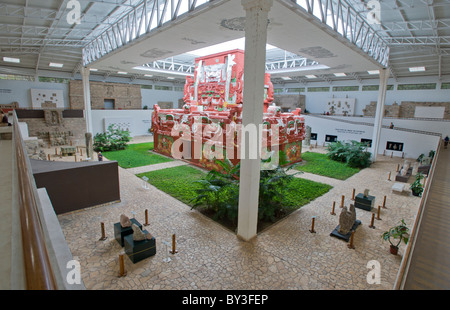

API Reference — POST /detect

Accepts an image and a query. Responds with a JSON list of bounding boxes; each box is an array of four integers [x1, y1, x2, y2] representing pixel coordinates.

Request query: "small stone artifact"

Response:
[[120, 214, 131, 228], [363, 189, 370, 198], [338, 204, 356, 235], [132, 223, 149, 241]]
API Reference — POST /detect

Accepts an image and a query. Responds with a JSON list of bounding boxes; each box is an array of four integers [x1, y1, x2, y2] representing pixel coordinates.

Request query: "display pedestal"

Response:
[[114, 218, 142, 247], [330, 220, 361, 242], [355, 193, 375, 211], [124, 232, 156, 263]]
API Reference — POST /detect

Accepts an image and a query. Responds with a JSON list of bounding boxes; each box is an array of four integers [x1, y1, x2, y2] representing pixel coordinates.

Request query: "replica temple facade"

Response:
[[151, 49, 306, 171]]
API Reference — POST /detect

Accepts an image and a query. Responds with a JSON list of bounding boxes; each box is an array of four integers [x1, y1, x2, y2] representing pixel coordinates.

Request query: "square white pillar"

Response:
[[237, 0, 273, 241], [371, 68, 389, 162], [80, 66, 93, 135]]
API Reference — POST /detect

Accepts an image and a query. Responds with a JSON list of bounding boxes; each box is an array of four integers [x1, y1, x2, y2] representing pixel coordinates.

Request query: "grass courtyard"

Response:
[[137, 164, 332, 232], [102, 142, 172, 168], [295, 152, 361, 180]]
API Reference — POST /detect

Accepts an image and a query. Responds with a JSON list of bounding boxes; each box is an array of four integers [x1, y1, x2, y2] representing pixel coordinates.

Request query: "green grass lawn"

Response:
[[102, 142, 173, 168], [137, 165, 205, 205], [138, 164, 332, 231], [295, 152, 361, 180]]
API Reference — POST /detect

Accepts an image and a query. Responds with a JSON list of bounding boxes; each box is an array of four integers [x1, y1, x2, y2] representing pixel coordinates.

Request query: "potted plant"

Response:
[[382, 219, 410, 255], [410, 172, 424, 197]]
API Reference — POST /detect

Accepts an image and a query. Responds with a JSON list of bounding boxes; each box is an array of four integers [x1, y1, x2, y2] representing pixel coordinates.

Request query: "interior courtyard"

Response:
[[0, 0, 449, 295]]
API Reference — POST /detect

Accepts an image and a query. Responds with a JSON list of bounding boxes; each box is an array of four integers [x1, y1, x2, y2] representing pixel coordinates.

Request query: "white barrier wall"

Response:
[[323, 115, 450, 137], [304, 115, 441, 159], [91, 109, 153, 137]]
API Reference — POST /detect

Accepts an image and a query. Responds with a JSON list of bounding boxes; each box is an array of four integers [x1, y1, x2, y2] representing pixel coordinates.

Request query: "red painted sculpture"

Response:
[[151, 49, 305, 172]]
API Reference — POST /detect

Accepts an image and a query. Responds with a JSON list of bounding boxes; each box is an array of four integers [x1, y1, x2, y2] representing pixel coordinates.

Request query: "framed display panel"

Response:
[[31, 89, 64, 109], [386, 141, 404, 151], [325, 135, 338, 143], [361, 138, 372, 147]]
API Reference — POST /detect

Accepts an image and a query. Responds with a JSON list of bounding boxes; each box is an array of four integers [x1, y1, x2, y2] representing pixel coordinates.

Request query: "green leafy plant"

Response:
[[410, 172, 425, 197], [381, 219, 409, 255], [190, 159, 240, 223], [326, 140, 372, 169], [417, 153, 425, 163], [94, 124, 131, 152], [190, 152, 303, 224]]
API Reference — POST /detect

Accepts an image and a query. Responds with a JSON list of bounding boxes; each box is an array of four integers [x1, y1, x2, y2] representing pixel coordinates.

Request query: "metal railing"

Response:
[[392, 139, 442, 289], [83, 0, 389, 68], [280, 0, 390, 67], [82, 0, 222, 66], [12, 111, 57, 290]]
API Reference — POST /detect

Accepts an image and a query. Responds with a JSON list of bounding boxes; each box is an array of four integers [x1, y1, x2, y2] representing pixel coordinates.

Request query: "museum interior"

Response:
[[0, 0, 449, 292]]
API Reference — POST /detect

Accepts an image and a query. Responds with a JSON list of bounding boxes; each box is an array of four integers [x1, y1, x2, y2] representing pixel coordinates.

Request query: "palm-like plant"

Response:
[[190, 151, 302, 224]]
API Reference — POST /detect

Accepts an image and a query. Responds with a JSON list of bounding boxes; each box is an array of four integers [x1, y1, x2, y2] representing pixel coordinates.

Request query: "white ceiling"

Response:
[[0, 0, 449, 84]]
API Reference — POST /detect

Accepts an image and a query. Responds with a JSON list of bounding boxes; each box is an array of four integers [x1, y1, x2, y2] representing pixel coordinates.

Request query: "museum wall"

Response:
[[0, 80, 70, 109], [0, 79, 184, 110], [304, 115, 441, 159], [91, 109, 153, 137], [69, 80, 142, 110], [273, 76, 450, 117], [320, 115, 450, 137], [273, 94, 306, 112]]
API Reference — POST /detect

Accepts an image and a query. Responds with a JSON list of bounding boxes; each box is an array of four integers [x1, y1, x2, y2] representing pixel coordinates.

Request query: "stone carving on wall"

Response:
[[44, 109, 64, 126], [327, 98, 355, 116]]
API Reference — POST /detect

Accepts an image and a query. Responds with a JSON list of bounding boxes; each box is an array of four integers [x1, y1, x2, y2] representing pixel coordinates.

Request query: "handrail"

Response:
[[306, 114, 443, 137], [392, 138, 442, 289], [12, 111, 57, 290]]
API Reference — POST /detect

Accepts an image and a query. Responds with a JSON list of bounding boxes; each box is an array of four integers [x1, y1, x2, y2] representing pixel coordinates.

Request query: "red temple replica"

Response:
[[151, 49, 305, 172]]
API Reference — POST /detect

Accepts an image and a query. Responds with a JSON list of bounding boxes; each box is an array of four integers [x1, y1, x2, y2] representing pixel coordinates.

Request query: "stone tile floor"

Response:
[[54, 140, 422, 290]]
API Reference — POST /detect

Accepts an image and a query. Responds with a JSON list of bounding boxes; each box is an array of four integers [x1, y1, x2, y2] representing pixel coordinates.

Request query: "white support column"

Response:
[[371, 68, 389, 162], [80, 66, 93, 134], [237, 0, 273, 241]]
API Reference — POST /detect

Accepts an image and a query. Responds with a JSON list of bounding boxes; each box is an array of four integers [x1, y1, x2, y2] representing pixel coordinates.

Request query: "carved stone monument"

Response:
[[338, 205, 356, 235], [85, 132, 93, 160], [304, 125, 311, 146], [330, 204, 361, 241]]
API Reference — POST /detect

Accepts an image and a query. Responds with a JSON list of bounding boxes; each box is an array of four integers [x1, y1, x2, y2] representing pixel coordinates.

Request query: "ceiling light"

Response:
[[334, 73, 346, 77], [409, 66, 425, 72], [133, 66, 194, 77], [3, 57, 20, 63], [117, 71, 127, 74], [89, 68, 98, 71], [49, 62, 64, 68], [144, 74, 153, 77], [305, 75, 317, 79], [367, 70, 379, 75], [186, 37, 277, 57], [167, 77, 175, 80], [281, 76, 292, 80]]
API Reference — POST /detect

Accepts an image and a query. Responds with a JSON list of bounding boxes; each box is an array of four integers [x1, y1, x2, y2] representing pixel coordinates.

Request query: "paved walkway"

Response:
[[57, 145, 422, 290]]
